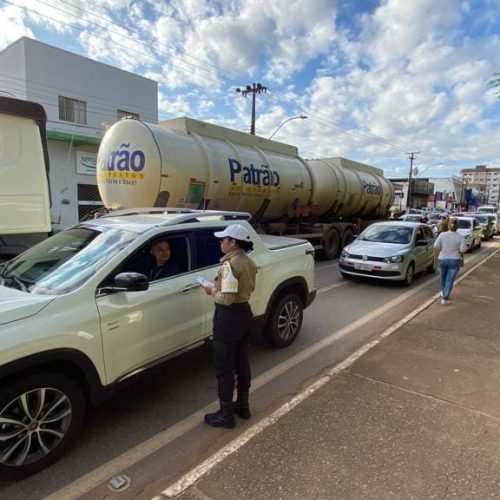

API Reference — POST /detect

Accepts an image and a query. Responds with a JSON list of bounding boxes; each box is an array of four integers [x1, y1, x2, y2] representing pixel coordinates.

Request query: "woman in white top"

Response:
[[433, 218, 467, 305]]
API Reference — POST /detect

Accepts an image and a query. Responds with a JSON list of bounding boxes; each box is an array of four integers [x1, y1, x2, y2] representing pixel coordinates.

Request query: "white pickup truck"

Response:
[[0, 209, 316, 479]]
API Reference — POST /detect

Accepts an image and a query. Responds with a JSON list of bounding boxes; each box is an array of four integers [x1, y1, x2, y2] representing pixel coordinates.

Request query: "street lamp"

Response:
[[269, 115, 307, 140], [414, 162, 444, 178]]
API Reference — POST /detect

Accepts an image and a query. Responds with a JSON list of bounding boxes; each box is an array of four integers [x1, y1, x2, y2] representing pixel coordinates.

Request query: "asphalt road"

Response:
[[2, 240, 497, 499]]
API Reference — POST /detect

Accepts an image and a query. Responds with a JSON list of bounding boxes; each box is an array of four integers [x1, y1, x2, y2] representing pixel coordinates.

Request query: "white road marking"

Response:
[[47, 247, 499, 500], [317, 281, 348, 293]]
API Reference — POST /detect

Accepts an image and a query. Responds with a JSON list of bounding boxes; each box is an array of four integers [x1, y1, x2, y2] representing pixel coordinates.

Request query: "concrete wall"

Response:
[[0, 39, 28, 98]]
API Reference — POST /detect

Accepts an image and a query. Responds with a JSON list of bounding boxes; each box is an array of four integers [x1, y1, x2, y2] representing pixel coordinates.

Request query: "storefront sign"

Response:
[[76, 151, 97, 175]]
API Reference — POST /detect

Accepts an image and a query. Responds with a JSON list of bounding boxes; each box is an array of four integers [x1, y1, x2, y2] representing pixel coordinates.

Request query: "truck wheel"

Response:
[[323, 228, 340, 260], [402, 263, 415, 287], [0, 373, 85, 480], [265, 292, 303, 348], [341, 229, 355, 249]]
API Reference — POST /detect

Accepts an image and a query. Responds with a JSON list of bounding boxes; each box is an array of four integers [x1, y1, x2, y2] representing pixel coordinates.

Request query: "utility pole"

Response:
[[236, 83, 267, 135], [406, 151, 419, 211]]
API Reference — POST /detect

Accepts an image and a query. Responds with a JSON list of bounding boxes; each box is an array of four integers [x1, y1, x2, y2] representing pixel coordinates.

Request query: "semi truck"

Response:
[[96, 116, 394, 258], [0, 96, 51, 260]]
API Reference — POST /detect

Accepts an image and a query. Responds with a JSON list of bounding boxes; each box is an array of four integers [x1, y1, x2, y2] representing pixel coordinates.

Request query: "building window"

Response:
[[77, 183, 104, 220], [59, 96, 87, 124], [117, 109, 139, 120]]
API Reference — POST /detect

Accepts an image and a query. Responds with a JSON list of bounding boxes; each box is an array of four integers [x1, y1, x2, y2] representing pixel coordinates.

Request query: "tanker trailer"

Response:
[[96, 117, 394, 258]]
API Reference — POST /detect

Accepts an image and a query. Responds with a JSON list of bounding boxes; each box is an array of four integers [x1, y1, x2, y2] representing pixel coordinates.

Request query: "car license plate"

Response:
[[355, 263, 373, 271]]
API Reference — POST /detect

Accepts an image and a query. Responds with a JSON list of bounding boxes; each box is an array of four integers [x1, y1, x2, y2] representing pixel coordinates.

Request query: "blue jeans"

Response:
[[439, 259, 460, 301]]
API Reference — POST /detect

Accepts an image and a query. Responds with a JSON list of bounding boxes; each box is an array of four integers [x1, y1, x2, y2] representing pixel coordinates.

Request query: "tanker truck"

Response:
[[96, 117, 394, 258]]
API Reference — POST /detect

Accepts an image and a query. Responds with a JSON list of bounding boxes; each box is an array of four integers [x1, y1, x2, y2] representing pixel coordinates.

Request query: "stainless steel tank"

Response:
[[97, 117, 394, 221]]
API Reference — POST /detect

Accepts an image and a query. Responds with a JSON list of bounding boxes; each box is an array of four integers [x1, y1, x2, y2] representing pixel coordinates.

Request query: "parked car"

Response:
[[453, 216, 482, 251], [485, 214, 499, 235], [473, 214, 495, 240], [339, 222, 436, 286], [0, 209, 316, 479], [397, 214, 427, 223]]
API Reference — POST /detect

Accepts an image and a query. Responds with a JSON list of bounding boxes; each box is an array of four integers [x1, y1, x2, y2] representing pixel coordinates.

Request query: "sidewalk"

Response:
[[174, 248, 500, 500]]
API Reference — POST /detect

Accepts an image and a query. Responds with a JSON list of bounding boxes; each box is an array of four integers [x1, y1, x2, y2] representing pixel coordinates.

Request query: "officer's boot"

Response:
[[204, 401, 235, 428], [233, 391, 251, 419]]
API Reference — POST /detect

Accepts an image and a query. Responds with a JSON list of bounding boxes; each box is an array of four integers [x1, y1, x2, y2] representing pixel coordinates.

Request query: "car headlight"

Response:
[[384, 255, 405, 263], [340, 249, 349, 258]]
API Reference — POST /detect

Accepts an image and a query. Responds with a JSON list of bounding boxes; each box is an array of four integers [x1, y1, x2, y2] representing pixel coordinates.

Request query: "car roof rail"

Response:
[[100, 207, 252, 224]]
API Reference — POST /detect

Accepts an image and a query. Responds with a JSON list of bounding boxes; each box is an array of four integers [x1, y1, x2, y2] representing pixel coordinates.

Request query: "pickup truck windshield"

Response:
[[1, 227, 136, 295]]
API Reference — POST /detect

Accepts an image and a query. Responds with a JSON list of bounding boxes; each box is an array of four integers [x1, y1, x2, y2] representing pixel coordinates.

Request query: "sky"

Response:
[[1, 0, 499, 178]]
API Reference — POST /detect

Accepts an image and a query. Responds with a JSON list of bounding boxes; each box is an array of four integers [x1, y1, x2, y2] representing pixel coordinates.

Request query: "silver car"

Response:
[[339, 222, 436, 286]]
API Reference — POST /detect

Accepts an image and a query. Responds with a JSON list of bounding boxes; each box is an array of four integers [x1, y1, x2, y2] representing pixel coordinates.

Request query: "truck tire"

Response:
[[0, 373, 85, 480], [341, 229, 355, 249], [323, 228, 340, 260], [264, 292, 303, 348]]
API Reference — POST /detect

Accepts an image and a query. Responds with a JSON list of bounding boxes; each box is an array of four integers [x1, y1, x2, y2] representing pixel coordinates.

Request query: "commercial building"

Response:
[[460, 165, 500, 207], [0, 37, 158, 229], [426, 177, 462, 210], [388, 177, 434, 210]]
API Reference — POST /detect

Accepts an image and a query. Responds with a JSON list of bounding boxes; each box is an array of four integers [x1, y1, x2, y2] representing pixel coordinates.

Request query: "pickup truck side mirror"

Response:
[[99, 272, 149, 294]]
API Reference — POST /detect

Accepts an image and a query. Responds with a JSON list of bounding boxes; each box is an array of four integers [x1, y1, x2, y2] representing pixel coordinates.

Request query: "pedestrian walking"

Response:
[[201, 224, 258, 428], [433, 218, 467, 305]]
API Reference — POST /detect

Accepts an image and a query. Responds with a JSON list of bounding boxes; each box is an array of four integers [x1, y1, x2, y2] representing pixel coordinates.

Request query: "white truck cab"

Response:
[[0, 96, 51, 260]]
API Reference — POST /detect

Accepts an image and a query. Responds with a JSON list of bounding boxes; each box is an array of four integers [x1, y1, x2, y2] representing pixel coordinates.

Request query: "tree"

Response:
[[488, 71, 500, 98]]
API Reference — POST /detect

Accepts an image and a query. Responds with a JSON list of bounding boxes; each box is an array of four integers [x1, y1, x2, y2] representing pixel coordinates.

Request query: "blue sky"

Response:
[[1, 0, 499, 178]]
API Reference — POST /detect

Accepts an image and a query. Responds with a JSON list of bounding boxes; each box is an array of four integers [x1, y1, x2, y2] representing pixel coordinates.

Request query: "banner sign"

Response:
[[76, 151, 97, 175]]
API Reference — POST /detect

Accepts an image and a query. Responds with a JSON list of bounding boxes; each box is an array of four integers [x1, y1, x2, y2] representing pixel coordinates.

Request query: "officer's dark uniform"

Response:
[[205, 248, 257, 428]]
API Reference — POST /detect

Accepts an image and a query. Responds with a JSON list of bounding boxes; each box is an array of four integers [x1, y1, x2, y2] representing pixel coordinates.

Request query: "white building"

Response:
[[460, 165, 500, 207], [0, 37, 158, 229], [426, 177, 462, 210]]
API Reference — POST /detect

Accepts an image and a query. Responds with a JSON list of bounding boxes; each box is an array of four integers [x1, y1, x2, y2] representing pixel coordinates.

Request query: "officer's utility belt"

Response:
[[215, 302, 250, 310]]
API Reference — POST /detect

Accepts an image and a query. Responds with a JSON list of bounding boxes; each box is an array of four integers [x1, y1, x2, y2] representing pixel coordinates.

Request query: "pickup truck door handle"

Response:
[[180, 283, 201, 292]]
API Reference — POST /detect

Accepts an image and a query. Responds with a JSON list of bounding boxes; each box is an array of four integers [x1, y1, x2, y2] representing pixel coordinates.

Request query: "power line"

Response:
[[0, 0, 434, 158]]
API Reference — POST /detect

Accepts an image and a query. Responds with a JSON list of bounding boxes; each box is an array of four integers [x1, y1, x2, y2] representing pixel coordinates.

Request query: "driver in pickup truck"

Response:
[[201, 224, 258, 429]]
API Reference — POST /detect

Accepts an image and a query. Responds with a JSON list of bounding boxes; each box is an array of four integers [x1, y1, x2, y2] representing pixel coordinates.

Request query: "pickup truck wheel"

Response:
[[0, 373, 85, 480], [265, 292, 303, 348]]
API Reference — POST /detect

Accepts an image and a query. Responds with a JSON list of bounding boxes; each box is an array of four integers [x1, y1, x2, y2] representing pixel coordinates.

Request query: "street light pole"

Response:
[[269, 115, 308, 140], [236, 83, 268, 135]]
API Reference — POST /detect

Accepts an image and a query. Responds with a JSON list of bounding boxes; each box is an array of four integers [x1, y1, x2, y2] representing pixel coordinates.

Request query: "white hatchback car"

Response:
[[339, 222, 436, 286], [454, 216, 482, 251]]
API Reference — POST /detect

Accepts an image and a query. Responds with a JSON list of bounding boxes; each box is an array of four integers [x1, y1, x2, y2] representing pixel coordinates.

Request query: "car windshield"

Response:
[[400, 215, 421, 222], [456, 219, 471, 229], [0, 226, 136, 295], [360, 225, 413, 244], [474, 215, 488, 224]]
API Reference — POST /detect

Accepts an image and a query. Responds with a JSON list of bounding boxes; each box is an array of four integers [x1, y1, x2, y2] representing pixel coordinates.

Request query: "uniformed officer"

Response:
[[201, 224, 258, 428]]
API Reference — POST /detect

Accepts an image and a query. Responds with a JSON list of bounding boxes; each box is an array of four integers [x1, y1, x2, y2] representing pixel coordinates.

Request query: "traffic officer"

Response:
[[201, 224, 258, 428]]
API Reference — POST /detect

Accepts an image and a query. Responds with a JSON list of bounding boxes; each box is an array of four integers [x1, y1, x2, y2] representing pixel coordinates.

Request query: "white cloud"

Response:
[[0, 5, 34, 49]]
